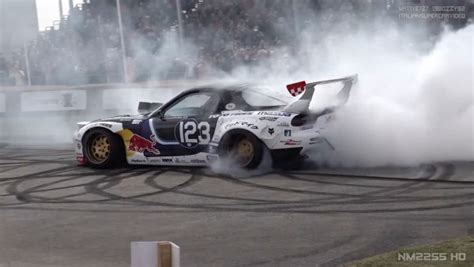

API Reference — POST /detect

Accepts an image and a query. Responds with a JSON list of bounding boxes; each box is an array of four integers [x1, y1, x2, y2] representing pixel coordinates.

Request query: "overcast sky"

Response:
[[36, 0, 76, 30]]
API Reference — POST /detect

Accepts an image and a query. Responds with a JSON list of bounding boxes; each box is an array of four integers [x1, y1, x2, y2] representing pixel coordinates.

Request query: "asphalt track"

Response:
[[0, 145, 473, 267]]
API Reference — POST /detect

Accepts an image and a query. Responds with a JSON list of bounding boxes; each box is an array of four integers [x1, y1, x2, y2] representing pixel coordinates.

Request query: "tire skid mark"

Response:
[[146, 173, 289, 205], [0, 149, 473, 214], [384, 163, 454, 196]]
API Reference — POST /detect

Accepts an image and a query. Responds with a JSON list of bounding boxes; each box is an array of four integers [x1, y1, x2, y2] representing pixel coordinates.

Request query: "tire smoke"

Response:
[[224, 20, 473, 167], [304, 25, 473, 166]]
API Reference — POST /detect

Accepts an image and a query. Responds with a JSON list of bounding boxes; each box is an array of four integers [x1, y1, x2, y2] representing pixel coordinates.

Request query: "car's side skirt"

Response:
[[127, 152, 219, 166]]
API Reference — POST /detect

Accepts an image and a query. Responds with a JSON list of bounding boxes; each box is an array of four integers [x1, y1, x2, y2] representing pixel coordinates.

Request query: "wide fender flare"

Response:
[[76, 121, 124, 141], [213, 117, 275, 148]]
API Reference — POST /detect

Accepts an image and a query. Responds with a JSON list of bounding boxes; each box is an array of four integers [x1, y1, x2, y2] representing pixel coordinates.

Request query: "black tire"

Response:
[[82, 128, 125, 168], [219, 130, 263, 169]]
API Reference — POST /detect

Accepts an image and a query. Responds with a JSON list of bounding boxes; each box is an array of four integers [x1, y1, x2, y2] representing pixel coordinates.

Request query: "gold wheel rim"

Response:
[[89, 134, 110, 163], [234, 139, 254, 167]]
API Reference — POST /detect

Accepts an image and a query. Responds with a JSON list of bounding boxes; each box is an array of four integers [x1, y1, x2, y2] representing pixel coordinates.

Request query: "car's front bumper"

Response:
[[73, 131, 86, 165]]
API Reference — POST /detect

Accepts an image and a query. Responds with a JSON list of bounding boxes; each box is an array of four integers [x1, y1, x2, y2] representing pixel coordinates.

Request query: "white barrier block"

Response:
[[20, 90, 86, 111], [131, 241, 180, 267], [0, 93, 5, 112]]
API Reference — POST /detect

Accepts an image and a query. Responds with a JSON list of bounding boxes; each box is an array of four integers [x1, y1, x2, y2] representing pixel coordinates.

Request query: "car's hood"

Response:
[[93, 114, 148, 123]]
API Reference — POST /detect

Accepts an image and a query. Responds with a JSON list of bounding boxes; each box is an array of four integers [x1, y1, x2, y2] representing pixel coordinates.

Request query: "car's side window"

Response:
[[163, 93, 220, 118]]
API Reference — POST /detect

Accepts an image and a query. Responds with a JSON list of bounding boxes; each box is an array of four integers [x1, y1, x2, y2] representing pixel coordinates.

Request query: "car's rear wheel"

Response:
[[221, 131, 263, 169], [83, 128, 125, 168]]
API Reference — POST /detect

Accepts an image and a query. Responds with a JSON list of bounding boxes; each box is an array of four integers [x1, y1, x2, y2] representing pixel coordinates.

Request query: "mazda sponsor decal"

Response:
[[222, 111, 254, 116], [259, 116, 278, 122], [224, 121, 258, 130], [257, 111, 291, 117]]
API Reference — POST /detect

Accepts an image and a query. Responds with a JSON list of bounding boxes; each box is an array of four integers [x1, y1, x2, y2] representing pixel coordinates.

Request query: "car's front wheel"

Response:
[[220, 131, 263, 169], [83, 128, 125, 168]]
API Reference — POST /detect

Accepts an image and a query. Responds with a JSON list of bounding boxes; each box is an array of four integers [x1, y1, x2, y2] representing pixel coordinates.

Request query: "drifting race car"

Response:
[[74, 75, 357, 169]]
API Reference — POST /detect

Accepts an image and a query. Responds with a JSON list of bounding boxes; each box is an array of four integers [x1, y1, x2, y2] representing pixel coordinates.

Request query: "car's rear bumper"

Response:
[[270, 147, 303, 160]]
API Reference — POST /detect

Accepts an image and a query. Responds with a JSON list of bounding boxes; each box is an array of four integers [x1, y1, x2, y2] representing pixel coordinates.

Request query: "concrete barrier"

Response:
[[0, 81, 211, 142], [131, 241, 180, 267]]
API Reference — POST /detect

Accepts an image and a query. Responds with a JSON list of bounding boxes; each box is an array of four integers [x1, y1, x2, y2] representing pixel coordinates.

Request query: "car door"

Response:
[[148, 91, 222, 157]]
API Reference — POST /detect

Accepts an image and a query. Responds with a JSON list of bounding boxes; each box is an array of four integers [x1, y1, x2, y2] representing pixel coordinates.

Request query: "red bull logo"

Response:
[[128, 134, 160, 155]]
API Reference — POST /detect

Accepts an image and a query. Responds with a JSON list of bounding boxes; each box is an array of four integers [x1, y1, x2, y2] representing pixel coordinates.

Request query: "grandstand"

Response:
[[0, 0, 471, 86]]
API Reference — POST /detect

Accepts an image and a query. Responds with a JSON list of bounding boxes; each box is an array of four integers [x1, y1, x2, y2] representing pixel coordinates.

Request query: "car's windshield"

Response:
[[163, 92, 219, 118], [241, 89, 288, 107]]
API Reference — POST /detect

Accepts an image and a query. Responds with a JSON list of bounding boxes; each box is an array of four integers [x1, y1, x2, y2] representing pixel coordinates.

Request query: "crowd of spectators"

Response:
[[182, 0, 295, 73], [0, 0, 471, 86]]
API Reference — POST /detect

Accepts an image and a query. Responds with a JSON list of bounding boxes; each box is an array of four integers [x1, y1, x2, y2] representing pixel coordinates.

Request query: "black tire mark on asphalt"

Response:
[[3, 169, 474, 213], [278, 171, 394, 188], [0, 149, 473, 215], [286, 165, 435, 202], [383, 163, 453, 196], [1, 200, 474, 215], [14, 169, 156, 204], [2, 167, 136, 204], [145, 173, 287, 205], [275, 173, 474, 205], [0, 165, 78, 182], [295, 168, 474, 185], [217, 173, 361, 198]]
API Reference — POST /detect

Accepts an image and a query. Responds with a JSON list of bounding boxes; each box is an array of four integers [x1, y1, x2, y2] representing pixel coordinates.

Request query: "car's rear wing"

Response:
[[283, 74, 358, 113]]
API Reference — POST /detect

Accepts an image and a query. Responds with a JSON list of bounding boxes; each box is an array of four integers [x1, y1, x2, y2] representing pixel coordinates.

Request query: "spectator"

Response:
[[3, 0, 470, 86]]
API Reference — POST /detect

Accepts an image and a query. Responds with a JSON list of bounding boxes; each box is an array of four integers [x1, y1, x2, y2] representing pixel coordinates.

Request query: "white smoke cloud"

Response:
[[308, 25, 474, 166], [219, 17, 473, 167]]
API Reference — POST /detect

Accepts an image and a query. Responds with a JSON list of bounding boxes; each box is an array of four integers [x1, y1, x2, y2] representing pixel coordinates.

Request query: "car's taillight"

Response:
[[291, 115, 306, 126]]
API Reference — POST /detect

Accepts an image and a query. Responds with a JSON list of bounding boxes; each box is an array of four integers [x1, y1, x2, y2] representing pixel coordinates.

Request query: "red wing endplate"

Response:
[[286, 81, 307, 97], [283, 74, 358, 113]]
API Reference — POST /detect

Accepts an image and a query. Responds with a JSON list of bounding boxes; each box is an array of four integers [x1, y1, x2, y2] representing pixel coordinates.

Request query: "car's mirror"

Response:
[[158, 110, 166, 120], [138, 101, 162, 115]]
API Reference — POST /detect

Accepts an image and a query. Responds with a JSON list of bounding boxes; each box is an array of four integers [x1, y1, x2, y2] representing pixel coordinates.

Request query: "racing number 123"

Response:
[[178, 121, 210, 145]]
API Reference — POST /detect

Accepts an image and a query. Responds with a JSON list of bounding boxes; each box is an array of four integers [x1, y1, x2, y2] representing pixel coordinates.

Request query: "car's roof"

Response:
[[186, 83, 253, 93]]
